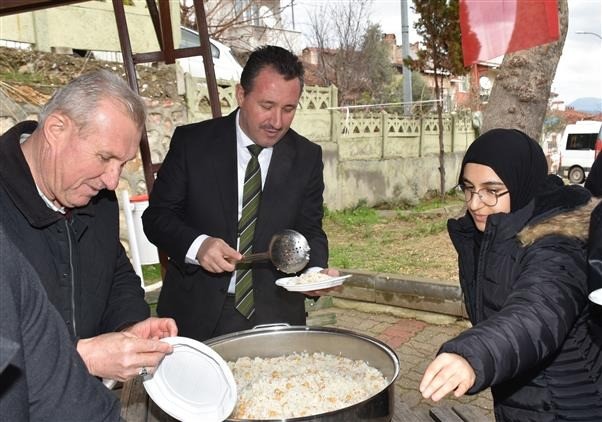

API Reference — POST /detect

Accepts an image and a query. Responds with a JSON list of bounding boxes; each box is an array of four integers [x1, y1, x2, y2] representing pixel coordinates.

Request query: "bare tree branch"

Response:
[[180, 0, 293, 51]]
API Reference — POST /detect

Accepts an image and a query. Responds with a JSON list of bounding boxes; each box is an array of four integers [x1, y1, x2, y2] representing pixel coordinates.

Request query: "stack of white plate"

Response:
[[143, 336, 237, 422]]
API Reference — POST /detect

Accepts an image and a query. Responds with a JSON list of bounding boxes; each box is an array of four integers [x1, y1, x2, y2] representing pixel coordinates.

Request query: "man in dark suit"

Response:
[[143, 46, 338, 341]]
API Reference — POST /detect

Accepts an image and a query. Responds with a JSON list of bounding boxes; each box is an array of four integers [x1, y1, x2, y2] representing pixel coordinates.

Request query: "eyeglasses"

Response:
[[456, 184, 509, 207]]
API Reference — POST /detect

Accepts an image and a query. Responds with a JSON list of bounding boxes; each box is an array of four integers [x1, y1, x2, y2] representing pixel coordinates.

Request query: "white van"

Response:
[[557, 120, 602, 184], [177, 27, 243, 81]]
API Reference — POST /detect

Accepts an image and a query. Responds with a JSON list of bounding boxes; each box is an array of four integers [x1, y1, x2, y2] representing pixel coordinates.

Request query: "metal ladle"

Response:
[[238, 229, 310, 274]]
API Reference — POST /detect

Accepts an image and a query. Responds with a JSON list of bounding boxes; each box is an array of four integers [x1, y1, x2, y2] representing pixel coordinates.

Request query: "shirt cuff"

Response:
[[185, 235, 209, 265]]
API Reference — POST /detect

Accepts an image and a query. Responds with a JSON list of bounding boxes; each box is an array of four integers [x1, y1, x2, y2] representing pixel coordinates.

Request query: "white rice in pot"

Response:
[[227, 352, 388, 419]]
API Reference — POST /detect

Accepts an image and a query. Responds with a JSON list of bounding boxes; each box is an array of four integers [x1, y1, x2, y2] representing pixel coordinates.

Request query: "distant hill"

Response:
[[568, 97, 602, 114]]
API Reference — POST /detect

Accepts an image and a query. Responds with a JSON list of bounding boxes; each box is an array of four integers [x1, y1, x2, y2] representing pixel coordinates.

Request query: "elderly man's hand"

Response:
[[124, 317, 178, 340], [77, 331, 174, 381]]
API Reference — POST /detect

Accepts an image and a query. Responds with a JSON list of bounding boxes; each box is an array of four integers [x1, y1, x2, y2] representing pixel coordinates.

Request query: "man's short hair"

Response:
[[38, 69, 146, 134], [240, 45, 304, 95]]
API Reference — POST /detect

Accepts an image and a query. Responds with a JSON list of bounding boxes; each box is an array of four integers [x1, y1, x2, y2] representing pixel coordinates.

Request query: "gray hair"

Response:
[[38, 69, 146, 133]]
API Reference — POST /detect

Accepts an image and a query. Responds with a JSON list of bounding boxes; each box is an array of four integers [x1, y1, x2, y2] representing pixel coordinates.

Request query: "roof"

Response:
[[0, 0, 89, 16]]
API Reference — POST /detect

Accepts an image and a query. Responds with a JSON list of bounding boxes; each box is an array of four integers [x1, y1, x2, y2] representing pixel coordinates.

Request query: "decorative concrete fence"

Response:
[[180, 76, 476, 209]]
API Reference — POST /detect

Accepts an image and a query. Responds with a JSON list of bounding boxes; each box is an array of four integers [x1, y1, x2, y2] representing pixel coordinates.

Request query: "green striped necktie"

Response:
[[235, 144, 263, 318]]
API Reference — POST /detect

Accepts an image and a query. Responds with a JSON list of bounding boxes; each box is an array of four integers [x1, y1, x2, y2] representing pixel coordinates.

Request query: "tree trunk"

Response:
[[481, 0, 568, 140], [434, 72, 446, 201]]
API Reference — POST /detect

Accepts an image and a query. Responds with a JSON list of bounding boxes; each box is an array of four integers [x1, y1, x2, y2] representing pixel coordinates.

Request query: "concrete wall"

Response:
[[0, 0, 179, 53]]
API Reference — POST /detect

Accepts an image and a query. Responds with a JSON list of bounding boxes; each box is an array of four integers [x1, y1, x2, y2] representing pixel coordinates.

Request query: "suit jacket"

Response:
[[142, 110, 328, 340]]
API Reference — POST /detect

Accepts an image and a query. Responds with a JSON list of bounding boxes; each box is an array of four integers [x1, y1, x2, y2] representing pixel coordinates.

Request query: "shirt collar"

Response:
[[236, 110, 253, 149], [20, 133, 66, 214], [36, 186, 66, 214], [235, 110, 273, 152]]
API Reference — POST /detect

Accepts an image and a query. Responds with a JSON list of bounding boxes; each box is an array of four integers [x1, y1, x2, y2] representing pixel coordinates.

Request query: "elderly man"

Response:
[[0, 69, 176, 382]]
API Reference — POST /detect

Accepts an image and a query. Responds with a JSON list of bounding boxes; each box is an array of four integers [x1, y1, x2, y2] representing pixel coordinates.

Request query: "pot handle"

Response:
[[252, 323, 291, 330]]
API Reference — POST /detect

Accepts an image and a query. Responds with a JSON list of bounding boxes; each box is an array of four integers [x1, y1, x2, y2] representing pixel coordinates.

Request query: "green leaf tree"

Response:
[[386, 71, 434, 114], [360, 24, 395, 105], [406, 0, 467, 201]]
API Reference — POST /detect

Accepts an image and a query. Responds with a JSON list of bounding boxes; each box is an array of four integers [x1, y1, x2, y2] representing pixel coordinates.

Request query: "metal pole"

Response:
[[192, 0, 222, 118], [401, 0, 412, 115], [111, 0, 155, 193]]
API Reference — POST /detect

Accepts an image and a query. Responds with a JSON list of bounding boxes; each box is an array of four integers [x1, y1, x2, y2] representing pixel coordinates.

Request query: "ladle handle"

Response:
[[238, 252, 270, 263]]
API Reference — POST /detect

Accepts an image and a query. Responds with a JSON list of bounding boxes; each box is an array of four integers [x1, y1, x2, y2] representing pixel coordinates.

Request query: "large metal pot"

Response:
[[205, 325, 400, 422]]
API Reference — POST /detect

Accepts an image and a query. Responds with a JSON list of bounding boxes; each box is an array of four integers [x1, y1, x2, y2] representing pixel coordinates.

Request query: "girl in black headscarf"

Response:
[[420, 129, 602, 421]]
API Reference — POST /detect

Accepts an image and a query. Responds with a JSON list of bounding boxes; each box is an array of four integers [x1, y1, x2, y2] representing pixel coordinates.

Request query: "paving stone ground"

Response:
[[307, 298, 495, 421]]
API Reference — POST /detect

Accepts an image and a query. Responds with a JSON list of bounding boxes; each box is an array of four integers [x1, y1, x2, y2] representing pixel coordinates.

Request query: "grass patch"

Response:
[[0, 70, 46, 85], [324, 203, 381, 227], [405, 218, 448, 237], [142, 264, 162, 285], [324, 200, 460, 281]]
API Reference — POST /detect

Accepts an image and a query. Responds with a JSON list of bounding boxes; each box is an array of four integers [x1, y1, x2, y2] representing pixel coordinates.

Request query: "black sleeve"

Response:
[[0, 226, 121, 421], [585, 153, 602, 196], [588, 202, 602, 293], [439, 235, 588, 394]]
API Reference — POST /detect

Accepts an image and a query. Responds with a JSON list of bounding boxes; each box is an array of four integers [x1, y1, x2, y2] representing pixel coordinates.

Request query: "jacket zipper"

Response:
[[475, 229, 493, 321], [65, 219, 77, 337]]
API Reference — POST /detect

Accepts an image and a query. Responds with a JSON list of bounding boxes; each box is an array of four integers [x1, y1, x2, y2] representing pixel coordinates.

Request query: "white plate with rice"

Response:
[[590, 288, 602, 305], [275, 273, 351, 292]]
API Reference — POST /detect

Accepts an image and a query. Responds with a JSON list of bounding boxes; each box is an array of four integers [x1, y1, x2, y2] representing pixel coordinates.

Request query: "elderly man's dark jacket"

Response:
[[442, 186, 602, 421], [0, 121, 149, 339]]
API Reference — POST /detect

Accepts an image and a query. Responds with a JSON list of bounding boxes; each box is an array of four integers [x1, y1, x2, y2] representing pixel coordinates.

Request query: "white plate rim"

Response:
[[589, 288, 602, 305], [275, 274, 352, 292], [142, 336, 237, 422]]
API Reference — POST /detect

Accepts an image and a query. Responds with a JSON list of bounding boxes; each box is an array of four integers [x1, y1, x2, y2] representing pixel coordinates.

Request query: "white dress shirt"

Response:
[[185, 111, 273, 292]]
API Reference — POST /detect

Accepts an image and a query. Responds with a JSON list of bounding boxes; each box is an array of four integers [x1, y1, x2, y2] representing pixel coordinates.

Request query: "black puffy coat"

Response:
[[441, 185, 602, 421], [588, 200, 602, 294], [588, 200, 602, 342]]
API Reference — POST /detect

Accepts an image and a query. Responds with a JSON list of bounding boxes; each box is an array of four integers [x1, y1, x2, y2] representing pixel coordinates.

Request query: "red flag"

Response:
[[459, 0, 560, 66]]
